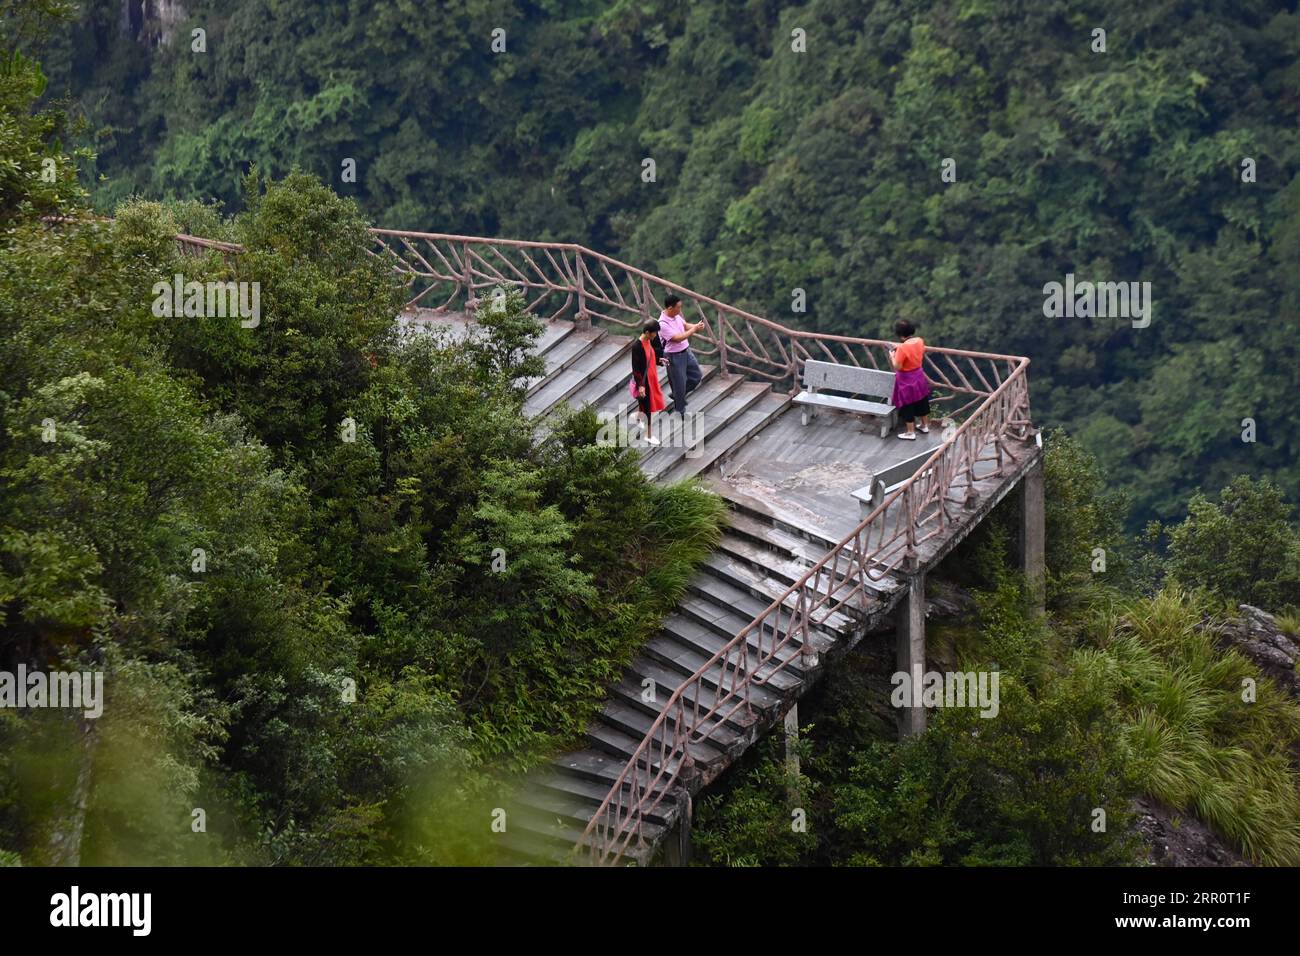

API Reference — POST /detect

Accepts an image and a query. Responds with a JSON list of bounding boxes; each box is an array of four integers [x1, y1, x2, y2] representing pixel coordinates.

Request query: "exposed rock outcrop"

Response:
[[119, 0, 188, 48], [1132, 796, 1250, 867], [1217, 604, 1300, 698]]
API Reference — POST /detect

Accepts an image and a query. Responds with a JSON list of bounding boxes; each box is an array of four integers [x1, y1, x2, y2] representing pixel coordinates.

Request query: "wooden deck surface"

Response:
[[710, 404, 947, 543]]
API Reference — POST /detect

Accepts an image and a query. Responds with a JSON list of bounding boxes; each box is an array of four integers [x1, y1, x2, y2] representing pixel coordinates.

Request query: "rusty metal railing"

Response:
[[42, 214, 244, 262]]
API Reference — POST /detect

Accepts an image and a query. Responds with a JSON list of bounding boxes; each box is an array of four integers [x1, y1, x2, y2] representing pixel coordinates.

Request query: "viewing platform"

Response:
[[377, 231, 1043, 866]]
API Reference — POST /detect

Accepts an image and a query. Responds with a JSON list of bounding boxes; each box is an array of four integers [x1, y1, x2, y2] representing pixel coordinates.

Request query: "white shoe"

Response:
[[646, 435, 661, 446], [917, 424, 930, 434], [898, 431, 917, 440]]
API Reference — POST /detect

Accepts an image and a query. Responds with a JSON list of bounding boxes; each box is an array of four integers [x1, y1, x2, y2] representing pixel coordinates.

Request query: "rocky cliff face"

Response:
[[1132, 796, 1251, 867], [119, 0, 188, 48], [1217, 605, 1300, 699]]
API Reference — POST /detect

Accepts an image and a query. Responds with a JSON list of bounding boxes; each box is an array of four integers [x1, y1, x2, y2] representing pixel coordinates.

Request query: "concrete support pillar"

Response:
[[896, 571, 927, 738], [783, 703, 800, 802], [660, 790, 693, 867], [1019, 456, 1046, 617]]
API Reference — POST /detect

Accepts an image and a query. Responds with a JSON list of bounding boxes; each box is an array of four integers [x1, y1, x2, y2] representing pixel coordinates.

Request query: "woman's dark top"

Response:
[[630, 333, 665, 385]]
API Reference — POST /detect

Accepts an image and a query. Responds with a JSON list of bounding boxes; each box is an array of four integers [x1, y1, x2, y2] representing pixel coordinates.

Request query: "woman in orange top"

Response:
[[889, 320, 932, 440]]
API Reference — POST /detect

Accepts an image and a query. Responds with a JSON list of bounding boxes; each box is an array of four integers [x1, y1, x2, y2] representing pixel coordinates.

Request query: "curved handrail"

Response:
[[365, 230, 1027, 404]]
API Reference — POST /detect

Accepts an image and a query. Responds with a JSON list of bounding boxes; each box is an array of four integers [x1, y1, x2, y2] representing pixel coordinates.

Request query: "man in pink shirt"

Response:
[[657, 295, 704, 414]]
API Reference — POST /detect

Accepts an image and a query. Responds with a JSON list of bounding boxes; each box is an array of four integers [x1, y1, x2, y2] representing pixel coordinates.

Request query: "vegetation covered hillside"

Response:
[[1, 9, 725, 864], [36, 0, 1300, 526], [3, 0, 1298, 871]]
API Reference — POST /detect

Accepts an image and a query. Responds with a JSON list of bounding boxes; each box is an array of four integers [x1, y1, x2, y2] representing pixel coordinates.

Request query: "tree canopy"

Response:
[[34, 0, 1300, 526]]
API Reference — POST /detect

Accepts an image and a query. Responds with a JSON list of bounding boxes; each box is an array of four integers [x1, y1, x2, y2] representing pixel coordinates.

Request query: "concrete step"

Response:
[[586, 707, 730, 768], [609, 669, 758, 740], [568, 351, 645, 413], [524, 335, 626, 417], [511, 785, 670, 847], [662, 390, 791, 484], [531, 767, 677, 827], [707, 534, 879, 618], [679, 580, 835, 663], [714, 529, 817, 587], [595, 696, 742, 757], [631, 636, 789, 711], [709, 480, 844, 554], [534, 319, 577, 356], [601, 369, 737, 463], [493, 821, 581, 866], [496, 799, 661, 867], [647, 613, 804, 693], [523, 328, 605, 395], [722, 510, 823, 566], [617, 656, 783, 728], [612, 364, 731, 425], [641, 380, 770, 481], [693, 553, 858, 638], [604, 363, 721, 418], [550, 747, 680, 794]]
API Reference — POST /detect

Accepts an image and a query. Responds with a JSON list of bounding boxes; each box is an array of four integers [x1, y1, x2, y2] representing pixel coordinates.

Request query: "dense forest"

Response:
[[2, 0, 1300, 868], [34, 0, 1300, 527], [3, 3, 726, 863]]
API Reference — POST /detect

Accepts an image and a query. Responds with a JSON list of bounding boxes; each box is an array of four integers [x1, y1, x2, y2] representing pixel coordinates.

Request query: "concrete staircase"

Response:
[[407, 310, 875, 865], [518, 318, 790, 484], [496, 487, 880, 865], [480, 315, 885, 864]]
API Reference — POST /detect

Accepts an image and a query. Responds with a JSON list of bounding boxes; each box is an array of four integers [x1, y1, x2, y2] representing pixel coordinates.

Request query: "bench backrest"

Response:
[[873, 446, 937, 490], [802, 359, 894, 398]]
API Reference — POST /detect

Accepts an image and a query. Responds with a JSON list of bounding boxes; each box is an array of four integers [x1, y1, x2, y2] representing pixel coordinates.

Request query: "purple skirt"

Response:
[[891, 367, 931, 408]]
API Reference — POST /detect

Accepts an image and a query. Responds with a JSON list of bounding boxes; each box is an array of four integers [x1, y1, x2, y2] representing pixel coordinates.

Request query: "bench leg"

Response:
[[880, 410, 898, 439], [801, 408, 811, 427]]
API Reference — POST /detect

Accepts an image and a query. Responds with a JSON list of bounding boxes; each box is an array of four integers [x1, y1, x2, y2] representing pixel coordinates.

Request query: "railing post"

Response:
[[960, 429, 979, 510], [799, 588, 818, 667], [716, 308, 728, 375], [462, 242, 478, 314], [677, 713, 695, 775], [904, 485, 919, 568], [574, 251, 591, 330]]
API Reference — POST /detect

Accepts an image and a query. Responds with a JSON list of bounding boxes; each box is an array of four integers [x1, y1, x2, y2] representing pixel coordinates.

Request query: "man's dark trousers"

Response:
[[667, 349, 703, 414]]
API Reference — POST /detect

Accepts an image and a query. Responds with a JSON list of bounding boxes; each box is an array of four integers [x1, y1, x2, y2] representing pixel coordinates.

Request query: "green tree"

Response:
[[1164, 475, 1300, 610]]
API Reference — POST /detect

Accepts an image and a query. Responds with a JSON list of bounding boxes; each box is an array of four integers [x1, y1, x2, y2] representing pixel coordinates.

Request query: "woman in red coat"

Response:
[[630, 319, 667, 445]]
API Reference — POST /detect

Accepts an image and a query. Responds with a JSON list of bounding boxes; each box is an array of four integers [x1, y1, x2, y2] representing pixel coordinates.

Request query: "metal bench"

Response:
[[793, 360, 897, 437], [851, 447, 938, 517]]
